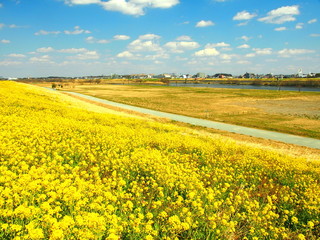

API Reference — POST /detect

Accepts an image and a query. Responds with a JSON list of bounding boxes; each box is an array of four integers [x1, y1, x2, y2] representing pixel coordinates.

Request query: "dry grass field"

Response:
[[64, 84, 320, 139]]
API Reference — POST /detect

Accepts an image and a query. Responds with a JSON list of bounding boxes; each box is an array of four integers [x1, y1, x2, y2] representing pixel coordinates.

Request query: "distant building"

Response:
[[243, 72, 255, 79], [195, 72, 206, 78]]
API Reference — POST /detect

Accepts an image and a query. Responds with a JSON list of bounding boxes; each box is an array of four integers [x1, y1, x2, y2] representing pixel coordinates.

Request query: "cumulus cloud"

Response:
[[295, 23, 303, 29], [36, 47, 55, 53], [65, 0, 100, 5], [237, 60, 250, 64], [29, 55, 52, 63], [237, 44, 250, 49], [58, 48, 88, 53], [65, 0, 180, 16], [176, 35, 192, 41], [245, 53, 255, 58], [8, 53, 26, 58], [258, 5, 300, 24], [253, 48, 272, 55], [196, 20, 215, 27], [128, 39, 162, 52], [238, 35, 251, 42], [206, 42, 230, 48], [113, 35, 130, 40], [0, 23, 5, 29], [0, 61, 22, 66], [1, 39, 10, 44], [194, 48, 220, 57], [100, 0, 144, 16], [117, 51, 134, 58], [64, 26, 91, 35], [274, 27, 287, 31], [278, 48, 315, 57], [68, 50, 100, 60], [35, 30, 61, 35], [308, 18, 317, 24], [164, 41, 200, 53], [233, 11, 257, 21], [86, 36, 109, 44], [138, 34, 161, 40], [310, 33, 320, 37]]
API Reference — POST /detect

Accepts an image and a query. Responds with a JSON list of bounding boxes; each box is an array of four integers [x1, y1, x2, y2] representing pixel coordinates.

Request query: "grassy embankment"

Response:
[[1, 81, 320, 239], [63, 84, 320, 140]]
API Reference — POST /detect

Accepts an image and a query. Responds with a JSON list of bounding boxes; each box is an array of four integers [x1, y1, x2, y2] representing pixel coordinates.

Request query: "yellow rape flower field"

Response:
[[1, 81, 320, 240]]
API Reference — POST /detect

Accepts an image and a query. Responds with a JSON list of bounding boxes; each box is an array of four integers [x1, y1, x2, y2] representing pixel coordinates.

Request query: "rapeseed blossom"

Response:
[[0, 81, 319, 239]]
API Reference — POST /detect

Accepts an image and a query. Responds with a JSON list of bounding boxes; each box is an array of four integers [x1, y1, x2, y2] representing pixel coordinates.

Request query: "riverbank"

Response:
[[59, 84, 320, 140], [15, 77, 320, 89]]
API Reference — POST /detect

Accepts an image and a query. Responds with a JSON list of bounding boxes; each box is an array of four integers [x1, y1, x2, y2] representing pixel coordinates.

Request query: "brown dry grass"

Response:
[[65, 84, 320, 139]]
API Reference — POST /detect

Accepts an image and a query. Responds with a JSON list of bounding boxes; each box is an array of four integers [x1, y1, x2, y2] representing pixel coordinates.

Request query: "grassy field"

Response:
[[1, 81, 320, 239], [63, 84, 320, 139]]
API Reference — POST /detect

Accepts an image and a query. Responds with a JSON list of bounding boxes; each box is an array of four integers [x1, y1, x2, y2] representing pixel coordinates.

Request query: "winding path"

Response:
[[66, 91, 320, 150]]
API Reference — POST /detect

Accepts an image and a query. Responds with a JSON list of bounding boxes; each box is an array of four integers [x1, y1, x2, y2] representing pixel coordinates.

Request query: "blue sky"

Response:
[[0, 0, 319, 77]]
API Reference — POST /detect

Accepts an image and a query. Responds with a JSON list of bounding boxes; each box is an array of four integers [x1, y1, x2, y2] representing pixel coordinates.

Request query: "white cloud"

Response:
[[144, 52, 169, 60], [237, 60, 250, 64], [308, 18, 317, 24], [117, 51, 134, 58], [65, 0, 100, 5], [8, 53, 26, 58], [69, 50, 100, 60], [295, 23, 303, 29], [113, 35, 130, 40], [237, 22, 248, 26], [0, 23, 5, 29], [97, 0, 179, 16], [64, 26, 91, 35], [206, 42, 230, 48], [278, 48, 315, 57], [1, 39, 10, 44], [245, 53, 255, 58], [29, 55, 52, 63], [58, 48, 88, 53], [239, 35, 251, 41], [274, 27, 287, 31], [194, 48, 220, 57], [176, 35, 192, 41], [130, 0, 179, 9], [36, 47, 55, 53], [253, 48, 272, 55], [0, 61, 22, 66], [86, 36, 109, 44], [196, 20, 215, 27], [35, 30, 61, 35], [258, 5, 300, 24], [233, 11, 257, 21], [128, 39, 162, 52], [237, 44, 250, 49], [8, 24, 24, 28], [164, 41, 200, 53], [220, 54, 234, 60], [100, 0, 144, 16], [310, 33, 320, 37], [138, 34, 161, 40], [0, 3, 3, 8]]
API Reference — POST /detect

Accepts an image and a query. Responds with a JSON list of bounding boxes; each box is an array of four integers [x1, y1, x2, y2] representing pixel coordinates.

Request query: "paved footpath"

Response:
[[66, 91, 320, 150]]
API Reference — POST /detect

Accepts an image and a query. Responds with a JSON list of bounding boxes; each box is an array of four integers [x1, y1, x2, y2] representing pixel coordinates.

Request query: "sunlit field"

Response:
[[1, 81, 319, 240], [64, 84, 320, 139]]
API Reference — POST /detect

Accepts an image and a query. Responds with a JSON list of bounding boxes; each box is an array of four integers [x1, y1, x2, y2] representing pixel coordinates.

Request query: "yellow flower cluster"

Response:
[[0, 81, 319, 239]]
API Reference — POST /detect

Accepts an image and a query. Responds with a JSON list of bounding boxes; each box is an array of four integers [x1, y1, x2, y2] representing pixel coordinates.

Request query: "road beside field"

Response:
[[66, 91, 320, 150]]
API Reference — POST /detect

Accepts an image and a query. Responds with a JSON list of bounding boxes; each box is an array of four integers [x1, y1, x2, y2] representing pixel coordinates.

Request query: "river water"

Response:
[[166, 83, 320, 92]]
